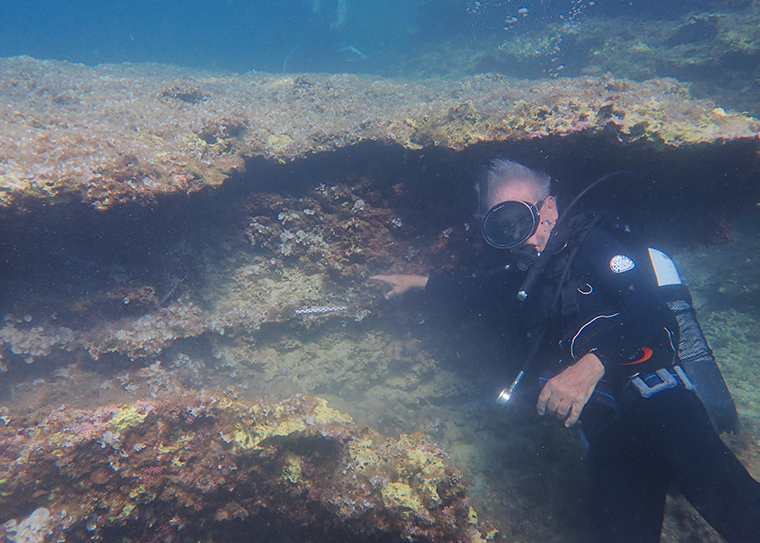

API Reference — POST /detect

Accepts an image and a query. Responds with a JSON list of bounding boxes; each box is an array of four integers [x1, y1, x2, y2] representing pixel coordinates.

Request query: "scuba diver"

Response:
[[282, 0, 367, 72], [371, 159, 760, 543]]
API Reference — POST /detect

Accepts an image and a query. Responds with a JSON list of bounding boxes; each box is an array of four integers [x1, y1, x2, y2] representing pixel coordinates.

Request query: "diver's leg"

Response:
[[652, 389, 760, 543], [333, 0, 347, 29], [587, 413, 668, 543]]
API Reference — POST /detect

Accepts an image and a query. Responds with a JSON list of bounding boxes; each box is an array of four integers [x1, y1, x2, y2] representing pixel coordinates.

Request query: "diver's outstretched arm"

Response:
[[370, 275, 428, 299]]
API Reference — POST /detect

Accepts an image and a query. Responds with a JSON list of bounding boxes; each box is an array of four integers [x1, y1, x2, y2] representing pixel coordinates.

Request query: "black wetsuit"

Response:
[[426, 222, 760, 543]]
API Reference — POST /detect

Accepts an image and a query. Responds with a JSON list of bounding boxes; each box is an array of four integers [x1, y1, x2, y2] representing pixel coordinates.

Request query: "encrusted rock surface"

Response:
[[0, 174, 479, 366], [0, 393, 497, 542], [2, 51, 760, 543], [1, 56, 758, 210]]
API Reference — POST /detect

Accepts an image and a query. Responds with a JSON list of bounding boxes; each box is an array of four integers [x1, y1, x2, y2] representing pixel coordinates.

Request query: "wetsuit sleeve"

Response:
[[571, 228, 674, 370]]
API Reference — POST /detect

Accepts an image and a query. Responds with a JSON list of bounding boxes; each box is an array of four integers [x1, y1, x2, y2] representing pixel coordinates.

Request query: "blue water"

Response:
[[1, 0, 414, 73], [0, 0, 720, 75]]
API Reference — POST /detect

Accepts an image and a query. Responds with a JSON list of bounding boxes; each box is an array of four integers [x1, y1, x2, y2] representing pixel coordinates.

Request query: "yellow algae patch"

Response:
[[229, 397, 350, 451], [381, 482, 423, 511], [230, 414, 305, 451], [310, 397, 353, 425], [269, 77, 297, 88], [128, 487, 146, 501], [157, 433, 194, 455], [170, 437, 196, 468], [394, 435, 446, 505], [229, 420, 307, 451], [469, 525, 500, 543], [121, 502, 136, 517], [231, 426, 261, 450], [261, 418, 307, 441], [283, 451, 304, 484], [109, 405, 148, 432], [397, 440, 445, 478], [468, 505, 478, 524], [266, 133, 294, 153], [135, 131, 166, 147], [348, 438, 380, 473], [628, 40, 653, 53], [156, 434, 195, 467]]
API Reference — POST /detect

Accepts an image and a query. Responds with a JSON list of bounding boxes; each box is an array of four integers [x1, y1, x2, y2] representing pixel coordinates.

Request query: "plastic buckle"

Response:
[[673, 365, 695, 391], [630, 368, 678, 398]]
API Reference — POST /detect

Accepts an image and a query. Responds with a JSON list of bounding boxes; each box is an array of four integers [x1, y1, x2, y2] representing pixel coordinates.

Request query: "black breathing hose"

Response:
[[516, 171, 633, 302], [497, 170, 633, 406]]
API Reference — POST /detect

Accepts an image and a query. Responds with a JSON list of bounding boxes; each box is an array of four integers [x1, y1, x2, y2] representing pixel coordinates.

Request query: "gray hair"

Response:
[[476, 159, 551, 216]]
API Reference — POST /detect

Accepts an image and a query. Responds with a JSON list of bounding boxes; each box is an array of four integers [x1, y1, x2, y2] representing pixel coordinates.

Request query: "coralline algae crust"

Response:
[[0, 394, 494, 542], [108, 404, 150, 432], [230, 397, 352, 452], [381, 481, 424, 511]]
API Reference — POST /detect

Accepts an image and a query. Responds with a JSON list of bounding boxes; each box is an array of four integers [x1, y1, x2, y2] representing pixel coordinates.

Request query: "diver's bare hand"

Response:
[[537, 353, 605, 428], [370, 275, 428, 299]]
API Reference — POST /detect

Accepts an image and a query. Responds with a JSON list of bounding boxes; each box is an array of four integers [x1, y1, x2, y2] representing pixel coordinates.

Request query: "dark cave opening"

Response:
[[0, 135, 756, 388], [1, 135, 757, 296]]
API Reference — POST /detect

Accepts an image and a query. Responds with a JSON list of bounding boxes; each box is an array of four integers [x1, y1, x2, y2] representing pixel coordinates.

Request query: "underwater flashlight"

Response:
[[496, 370, 525, 406]]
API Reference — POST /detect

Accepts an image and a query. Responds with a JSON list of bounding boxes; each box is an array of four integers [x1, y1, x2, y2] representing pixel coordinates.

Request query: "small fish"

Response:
[[337, 45, 368, 61]]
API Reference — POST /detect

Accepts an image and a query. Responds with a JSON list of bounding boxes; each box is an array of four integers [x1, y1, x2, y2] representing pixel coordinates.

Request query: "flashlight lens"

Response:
[[496, 388, 512, 406]]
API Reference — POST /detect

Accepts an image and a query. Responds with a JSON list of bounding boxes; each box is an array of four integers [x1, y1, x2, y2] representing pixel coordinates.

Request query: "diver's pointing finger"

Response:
[[385, 288, 401, 300]]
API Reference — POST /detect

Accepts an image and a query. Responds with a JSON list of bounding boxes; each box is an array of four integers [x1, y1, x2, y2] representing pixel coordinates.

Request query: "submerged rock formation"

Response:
[[0, 393, 497, 542], [1, 54, 759, 543], [0, 56, 757, 211]]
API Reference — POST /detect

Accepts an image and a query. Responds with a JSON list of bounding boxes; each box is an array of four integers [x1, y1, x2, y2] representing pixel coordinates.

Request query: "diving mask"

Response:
[[481, 199, 544, 249]]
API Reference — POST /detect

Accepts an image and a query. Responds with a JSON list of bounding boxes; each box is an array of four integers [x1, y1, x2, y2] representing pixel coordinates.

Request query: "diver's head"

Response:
[[478, 159, 558, 253]]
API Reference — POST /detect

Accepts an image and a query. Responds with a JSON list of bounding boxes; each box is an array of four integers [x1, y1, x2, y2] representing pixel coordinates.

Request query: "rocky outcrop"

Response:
[[1, 56, 757, 210]]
